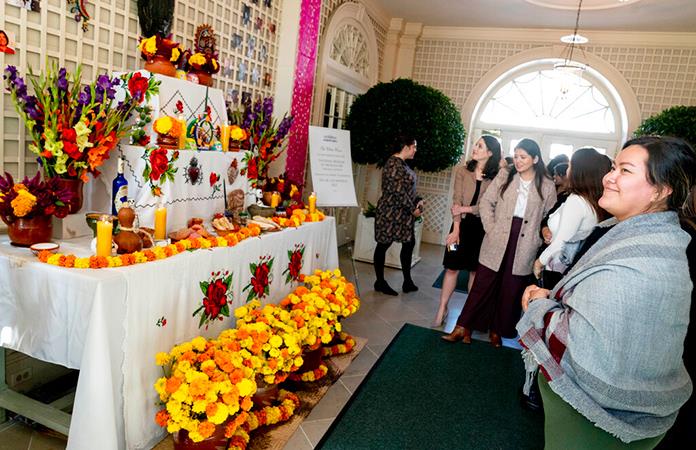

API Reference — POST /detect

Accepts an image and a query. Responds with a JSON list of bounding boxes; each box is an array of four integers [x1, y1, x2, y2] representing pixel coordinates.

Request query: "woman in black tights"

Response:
[[373, 135, 424, 295]]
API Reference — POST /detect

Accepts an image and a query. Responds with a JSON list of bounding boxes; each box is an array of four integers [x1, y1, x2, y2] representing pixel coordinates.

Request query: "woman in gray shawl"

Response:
[[517, 136, 696, 449]]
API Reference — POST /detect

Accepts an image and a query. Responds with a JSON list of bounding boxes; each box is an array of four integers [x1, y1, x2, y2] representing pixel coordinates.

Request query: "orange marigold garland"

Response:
[[227, 389, 301, 450], [288, 363, 328, 382], [322, 332, 356, 357]]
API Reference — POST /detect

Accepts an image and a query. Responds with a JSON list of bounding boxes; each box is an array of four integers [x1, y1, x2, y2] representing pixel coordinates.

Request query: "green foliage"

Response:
[[137, 0, 175, 37], [346, 78, 466, 172], [634, 105, 696, 147]]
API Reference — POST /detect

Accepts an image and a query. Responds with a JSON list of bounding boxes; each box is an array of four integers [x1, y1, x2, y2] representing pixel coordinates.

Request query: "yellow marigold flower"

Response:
[[236, 378, 256, 397], [230, 125, 245, 140], [154, 116, 173, 135], [134, 252, 147, 263], [206, 402, 229, 425], [191, 336, 207, 352], [269, 335, 283, 348], [189, 52, 206, 66], [11, 189, 37, 217], [75, 258, 90, 268], [192, 399, 207, 414], [170, 47, 180, 62], [155, 352, 171, 366], [166, 422, 181, 433], [46, 254, 61, 265], [143, 36, 157, 55], [212, 59, 218, 70], [188, 431, 204, 443]]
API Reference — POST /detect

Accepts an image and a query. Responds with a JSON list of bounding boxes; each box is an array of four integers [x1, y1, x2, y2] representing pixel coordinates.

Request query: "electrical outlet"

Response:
[[9, 368, 32, 385]]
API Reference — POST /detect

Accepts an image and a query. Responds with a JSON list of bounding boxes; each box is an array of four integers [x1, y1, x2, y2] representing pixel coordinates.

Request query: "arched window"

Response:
[[472, 59, 627, 161]]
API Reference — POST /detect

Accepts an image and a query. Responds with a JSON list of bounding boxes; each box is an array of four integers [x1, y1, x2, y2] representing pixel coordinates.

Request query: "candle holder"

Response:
[[85, 212, 118, 238]]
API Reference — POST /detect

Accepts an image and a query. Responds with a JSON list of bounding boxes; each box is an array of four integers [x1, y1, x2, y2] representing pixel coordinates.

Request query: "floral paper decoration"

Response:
[[66, 0, 90, 31]]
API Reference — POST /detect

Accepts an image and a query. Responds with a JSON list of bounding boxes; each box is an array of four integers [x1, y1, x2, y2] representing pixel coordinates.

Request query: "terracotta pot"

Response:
[[251, 376, 280, 407], [173, 423, 228, 450], [157, 134, 180, 149], [190, 69, 214, 87], [299, 346, 323, 372], [4, 215, 53, 247], [56, 178, 84, 214], [144, 54, 177, 77], [262, 191, 273, 206]]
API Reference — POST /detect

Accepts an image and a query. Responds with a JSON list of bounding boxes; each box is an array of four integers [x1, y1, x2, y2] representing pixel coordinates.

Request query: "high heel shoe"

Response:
[[489, 332, 502, 348], [441, 325, 471, 343], [431, 307, 449, 328]]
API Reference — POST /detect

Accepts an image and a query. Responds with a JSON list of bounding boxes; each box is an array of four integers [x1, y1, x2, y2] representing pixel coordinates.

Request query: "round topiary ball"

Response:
[[346, 78, 466, 172], [634, 105, 696, 148]]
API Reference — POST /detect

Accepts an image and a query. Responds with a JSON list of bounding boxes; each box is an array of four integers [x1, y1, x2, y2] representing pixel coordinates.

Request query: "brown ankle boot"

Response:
[[441, 326, 472, 343], [489, 332, 502, 348]]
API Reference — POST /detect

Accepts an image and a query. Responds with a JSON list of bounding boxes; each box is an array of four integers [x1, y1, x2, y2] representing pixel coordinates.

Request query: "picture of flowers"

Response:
[[193, 270, 233, 329], [243, 255, 274, 302], [283, 243, 305, 284], [141, 147, 178, 196]]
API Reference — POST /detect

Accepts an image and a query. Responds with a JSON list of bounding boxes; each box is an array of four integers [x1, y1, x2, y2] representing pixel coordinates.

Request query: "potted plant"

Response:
[[634, 105, 696, 147], [4, 65, 159, 213], [0, 172, 74, 246], [182, 25, 221, 87], [137, 0, 182, 77]]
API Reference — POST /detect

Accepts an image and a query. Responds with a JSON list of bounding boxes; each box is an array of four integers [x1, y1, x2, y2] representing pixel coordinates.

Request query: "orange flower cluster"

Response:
[[37, 224, 261, 269], [322, 332, 357, 357], [227, 390, 300, 450]]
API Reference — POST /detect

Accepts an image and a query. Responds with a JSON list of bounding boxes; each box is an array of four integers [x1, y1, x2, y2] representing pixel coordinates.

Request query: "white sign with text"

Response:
[[308, 126, 358, 207]]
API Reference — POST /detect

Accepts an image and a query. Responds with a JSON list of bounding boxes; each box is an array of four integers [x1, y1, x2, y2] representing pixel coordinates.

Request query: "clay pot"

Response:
[[113, 206, 143, 254], [299, 346, 323, 372], [56, 178, 84, 214], [251, 376, 280, 407], [144, 54, 177, 77], [190, 69, 213, 87], [4, 215, 53, 247], [173, 423, 228, 450], [157, 134, 180, 149]]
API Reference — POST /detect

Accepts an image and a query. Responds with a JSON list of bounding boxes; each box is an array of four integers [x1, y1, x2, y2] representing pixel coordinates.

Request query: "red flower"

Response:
[[149, 148, 169, 181], [247, 157, 258, 180], [203, 279, 228, 319], [209, 172, 219, 186], [138, 135, 151, 146], [128, 72, 149, 103], [62, 128, 77, 142], [289, 250, 302, 280], [251, 263, 270, 297], [63, 141, 82, 160]]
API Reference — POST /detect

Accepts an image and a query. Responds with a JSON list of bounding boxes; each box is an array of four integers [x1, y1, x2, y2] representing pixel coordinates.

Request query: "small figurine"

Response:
[[114, 205, 143, 254]]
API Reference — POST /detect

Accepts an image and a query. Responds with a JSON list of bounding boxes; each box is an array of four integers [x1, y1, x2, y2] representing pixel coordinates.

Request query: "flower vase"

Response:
[[190, 69, 213, 87], [144, 54, 177, 77], [172, 424, 228, 450], [4, 215, 53, 246], [56, 178, 84, 214], [251, 375, 280, 407]]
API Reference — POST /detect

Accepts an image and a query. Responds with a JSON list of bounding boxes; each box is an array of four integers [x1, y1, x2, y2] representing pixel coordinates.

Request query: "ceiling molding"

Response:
[[420, 26, 696, 48], [357, 0, 391, 30]]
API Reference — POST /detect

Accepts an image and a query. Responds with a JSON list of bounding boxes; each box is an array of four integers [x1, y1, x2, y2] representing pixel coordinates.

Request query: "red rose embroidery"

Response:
[[251, 263, 270, 297], [149, 147, 169, 181], [194, 271, 233, 329], [128, 72, 149, 103], [209, 172, 219, 186], [204, 279, 228, 319]]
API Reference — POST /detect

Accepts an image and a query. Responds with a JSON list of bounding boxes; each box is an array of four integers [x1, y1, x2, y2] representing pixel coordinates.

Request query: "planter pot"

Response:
[[190, 69, 214, 87], [144, 54, 178, 77], [56, 178, 84, 214], [352, 215, 423, 269], [251, 376, 280, 407], [4, 215, 53, 246], [157, 134, 180, 149], [173, 424, 228, 450], [299, 346, 323, 372]]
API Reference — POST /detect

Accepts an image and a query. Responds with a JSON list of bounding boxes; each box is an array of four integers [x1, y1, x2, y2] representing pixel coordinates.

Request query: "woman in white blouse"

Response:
[[533, 148, 612, 286]]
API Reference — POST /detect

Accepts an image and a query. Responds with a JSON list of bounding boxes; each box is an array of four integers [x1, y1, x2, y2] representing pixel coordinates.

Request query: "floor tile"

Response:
[[283, 427, 313, 450], [303, 382, 351, 421], [338, 374, 365, 394], [300, 418, 334, 447]]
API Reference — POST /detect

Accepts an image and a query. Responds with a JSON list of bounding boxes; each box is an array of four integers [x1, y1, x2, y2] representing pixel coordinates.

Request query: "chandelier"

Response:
[[554, 0, 588, 95]]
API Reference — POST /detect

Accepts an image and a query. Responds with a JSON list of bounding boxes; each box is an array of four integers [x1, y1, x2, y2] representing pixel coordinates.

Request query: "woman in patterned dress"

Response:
[[373, 135, 424, 296]]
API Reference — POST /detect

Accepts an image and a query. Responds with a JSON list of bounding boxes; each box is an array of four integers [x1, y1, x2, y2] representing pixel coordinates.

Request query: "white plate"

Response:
[[30, 242, 60, 255]]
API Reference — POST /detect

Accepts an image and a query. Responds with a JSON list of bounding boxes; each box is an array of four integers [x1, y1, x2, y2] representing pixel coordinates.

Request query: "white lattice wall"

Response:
[[412, 37, 696, 244], [0, 0, 282, 180]]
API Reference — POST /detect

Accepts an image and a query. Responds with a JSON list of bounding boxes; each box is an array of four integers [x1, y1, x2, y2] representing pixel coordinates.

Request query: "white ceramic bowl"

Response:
[[30, 242, 60, 256]]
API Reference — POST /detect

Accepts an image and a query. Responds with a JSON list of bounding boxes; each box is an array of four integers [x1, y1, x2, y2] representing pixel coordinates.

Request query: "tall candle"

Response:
[[154, 205, 167, 240], [177, 114, 187, 149], [96, 215, 113, 257], [221, 124, 231, 152], [308, 191, 317, 214], [270, 191, 281, 208]]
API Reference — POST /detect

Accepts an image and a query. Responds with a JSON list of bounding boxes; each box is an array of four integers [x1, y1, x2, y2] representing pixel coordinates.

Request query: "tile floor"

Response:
[[0, 242, 498, 449]]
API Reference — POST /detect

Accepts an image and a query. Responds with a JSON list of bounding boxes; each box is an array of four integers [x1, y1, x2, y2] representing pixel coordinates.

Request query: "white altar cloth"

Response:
[[0, 218, 338, 449]]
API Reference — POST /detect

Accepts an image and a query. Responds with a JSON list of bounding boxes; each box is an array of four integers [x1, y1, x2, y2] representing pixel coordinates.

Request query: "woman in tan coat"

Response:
[[442, 138, 556, 346], [433, 135, 501, 327]]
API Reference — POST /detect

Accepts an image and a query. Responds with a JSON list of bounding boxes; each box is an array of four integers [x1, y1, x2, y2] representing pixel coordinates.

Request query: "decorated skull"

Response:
[[185, 156, 202, 185]]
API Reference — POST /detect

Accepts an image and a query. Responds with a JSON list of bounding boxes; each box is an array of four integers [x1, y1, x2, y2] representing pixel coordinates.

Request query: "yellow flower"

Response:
[[46, 254, 62, 266], [170, 47, 180, 62], [154, 116, 173, 135], [211, 59, 218, 70], [236, 378, 256, 397], [230, 125, 245, 140], [11, 189, 37, 217], [189, 53, 206, 67], [74, 258, 90, 268], [155, 352, 171, 366], [140, 36, 157, 55], [191, 336, 207, 351]]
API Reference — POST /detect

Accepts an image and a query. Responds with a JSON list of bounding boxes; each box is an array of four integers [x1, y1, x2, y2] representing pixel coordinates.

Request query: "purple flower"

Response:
[[24, 96, 42, 120], [57, 68, 68, 91], [78, 87, 91, 105], [277, 116, 293, 139], [95, 74, 116, 100], [3, 65, 18, 82], [262, 97, 273, 116]]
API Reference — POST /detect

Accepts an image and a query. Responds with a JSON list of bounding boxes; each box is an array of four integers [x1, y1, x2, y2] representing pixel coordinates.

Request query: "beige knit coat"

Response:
[[478, 168, 557, 276], [451, 164, 493, 222]]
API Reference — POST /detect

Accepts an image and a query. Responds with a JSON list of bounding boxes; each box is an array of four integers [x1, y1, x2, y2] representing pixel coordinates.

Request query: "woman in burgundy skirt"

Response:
[[442, 138, 556, 347]]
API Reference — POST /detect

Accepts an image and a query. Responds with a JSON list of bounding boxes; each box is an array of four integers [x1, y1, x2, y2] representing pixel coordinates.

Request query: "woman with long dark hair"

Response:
[[373, 135, 424, 296], [442, 138, 556, 346], [533, 147, 612, 288], [433, 135, 500, 327]]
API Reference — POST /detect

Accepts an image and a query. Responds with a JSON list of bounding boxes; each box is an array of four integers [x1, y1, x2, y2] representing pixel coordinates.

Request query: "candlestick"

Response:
[[154, 205, 167, 240], [270, 191, 281, 208], [96, 215, 113, 257], [221, 124, 231, 152], [308, 191, 317, 214]]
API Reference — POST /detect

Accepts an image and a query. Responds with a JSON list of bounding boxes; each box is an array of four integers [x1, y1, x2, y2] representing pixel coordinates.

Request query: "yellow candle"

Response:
[[177, 114, 187, 149], [270, 191, 281, 208], [96, 215, 113, 257], [308, 191, 317, 214], [154, 206, 167, 240], [221, 124, 231, 152]]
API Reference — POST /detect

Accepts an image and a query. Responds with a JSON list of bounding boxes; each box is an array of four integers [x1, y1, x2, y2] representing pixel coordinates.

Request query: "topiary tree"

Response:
[[634, 105, 696, 147], [346, 78, 465, 172]]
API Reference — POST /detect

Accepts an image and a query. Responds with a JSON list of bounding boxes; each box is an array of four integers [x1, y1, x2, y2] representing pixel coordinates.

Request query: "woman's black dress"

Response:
[[443, 180, 484, 271]]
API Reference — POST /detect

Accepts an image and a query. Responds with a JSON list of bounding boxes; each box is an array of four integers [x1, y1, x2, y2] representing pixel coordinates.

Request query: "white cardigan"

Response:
[[539, 194, 598, 272]]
